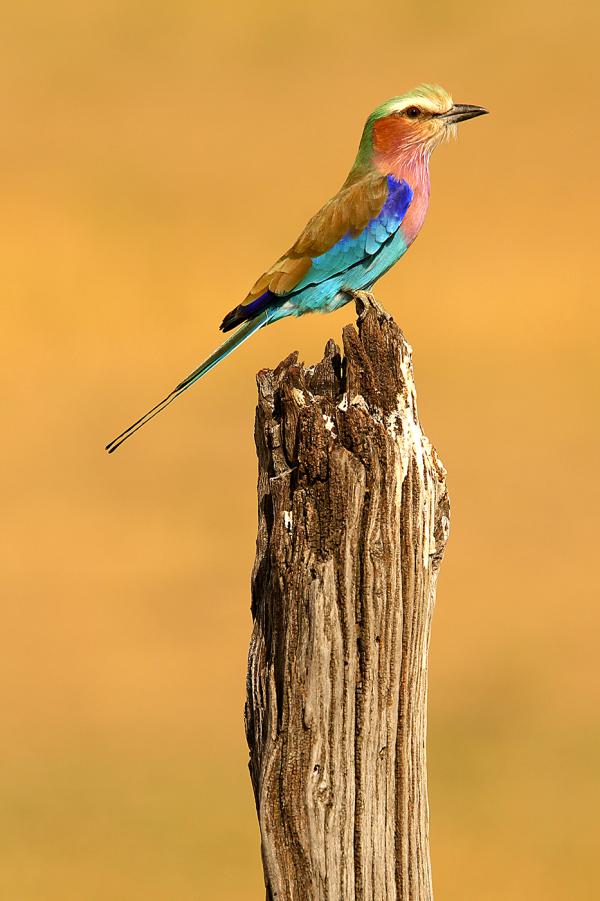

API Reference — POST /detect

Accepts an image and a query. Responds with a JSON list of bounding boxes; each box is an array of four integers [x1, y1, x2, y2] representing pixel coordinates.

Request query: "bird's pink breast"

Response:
[[373, 144, 431, 247], [400, 176, 430, 246]]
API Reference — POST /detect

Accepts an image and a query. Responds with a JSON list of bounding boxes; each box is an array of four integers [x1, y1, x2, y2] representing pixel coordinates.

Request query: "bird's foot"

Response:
[[344, 290, 392, 322]]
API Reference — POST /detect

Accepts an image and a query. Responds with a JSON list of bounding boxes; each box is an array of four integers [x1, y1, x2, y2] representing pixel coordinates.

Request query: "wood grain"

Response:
[[245, 293, 449, 900]]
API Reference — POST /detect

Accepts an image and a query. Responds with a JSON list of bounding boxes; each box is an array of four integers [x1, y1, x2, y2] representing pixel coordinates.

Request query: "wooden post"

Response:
[[245, 293, 450, 901]]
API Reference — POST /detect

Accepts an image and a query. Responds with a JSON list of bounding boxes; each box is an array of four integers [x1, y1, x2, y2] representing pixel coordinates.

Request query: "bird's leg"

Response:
[[343, 289, 392, 322]]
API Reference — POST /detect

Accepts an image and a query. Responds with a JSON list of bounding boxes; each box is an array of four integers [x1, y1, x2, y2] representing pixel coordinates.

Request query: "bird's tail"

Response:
[[105, 309, 272, 453]]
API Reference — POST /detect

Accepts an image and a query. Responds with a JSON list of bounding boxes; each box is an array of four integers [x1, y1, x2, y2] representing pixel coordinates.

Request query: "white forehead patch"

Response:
[[390, 84, 453, 116]]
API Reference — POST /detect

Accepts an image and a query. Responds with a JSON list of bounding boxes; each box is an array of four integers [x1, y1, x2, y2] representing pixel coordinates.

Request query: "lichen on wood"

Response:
[[245, 293, 450, 901]]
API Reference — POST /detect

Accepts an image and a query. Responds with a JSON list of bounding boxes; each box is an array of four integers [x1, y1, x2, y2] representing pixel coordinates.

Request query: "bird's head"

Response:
[[353, 84, 487, 177]]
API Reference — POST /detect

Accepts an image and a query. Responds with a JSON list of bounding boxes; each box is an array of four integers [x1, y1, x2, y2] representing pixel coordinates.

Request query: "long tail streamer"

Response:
[[105, 310, 272, 453]]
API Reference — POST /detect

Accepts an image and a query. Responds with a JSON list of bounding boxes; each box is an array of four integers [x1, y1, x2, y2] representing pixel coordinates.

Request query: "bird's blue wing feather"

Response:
[[289, 175, 413, 295], [220, 175, 413, 331]]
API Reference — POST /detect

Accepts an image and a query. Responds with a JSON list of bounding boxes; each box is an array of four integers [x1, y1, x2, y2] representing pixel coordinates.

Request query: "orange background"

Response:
[[2, 1, 599, 898]]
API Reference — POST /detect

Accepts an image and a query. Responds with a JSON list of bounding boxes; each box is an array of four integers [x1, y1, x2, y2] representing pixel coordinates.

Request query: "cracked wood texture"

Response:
[[245, 295, 450, 901]]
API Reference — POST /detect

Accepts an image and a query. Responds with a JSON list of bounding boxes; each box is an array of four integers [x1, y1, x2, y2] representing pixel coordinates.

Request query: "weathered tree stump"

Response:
[[245, 293, 450, 901]]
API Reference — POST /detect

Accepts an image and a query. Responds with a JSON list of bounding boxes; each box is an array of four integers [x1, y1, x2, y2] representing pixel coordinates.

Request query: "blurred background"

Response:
[[1, 1, 599, 898]]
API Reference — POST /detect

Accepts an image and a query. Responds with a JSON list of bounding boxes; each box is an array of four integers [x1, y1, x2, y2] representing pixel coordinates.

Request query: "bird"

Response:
[[106, 84, 487, 453]]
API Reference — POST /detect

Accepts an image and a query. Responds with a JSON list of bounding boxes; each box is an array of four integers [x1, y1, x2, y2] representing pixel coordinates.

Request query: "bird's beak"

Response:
[[442, 104, 489, 124]]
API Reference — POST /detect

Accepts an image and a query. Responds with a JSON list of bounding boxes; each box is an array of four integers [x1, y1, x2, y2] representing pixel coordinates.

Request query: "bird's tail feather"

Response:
[[105, 310, 272, 453]]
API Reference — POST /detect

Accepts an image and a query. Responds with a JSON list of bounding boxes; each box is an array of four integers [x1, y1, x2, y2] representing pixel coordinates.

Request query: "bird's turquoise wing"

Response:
[[291, 175, 413, 294], [221, 173, 413, 331]]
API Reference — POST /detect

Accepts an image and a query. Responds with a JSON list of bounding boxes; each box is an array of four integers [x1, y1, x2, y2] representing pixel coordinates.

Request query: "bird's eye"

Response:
[[405, 106, 421, 119]]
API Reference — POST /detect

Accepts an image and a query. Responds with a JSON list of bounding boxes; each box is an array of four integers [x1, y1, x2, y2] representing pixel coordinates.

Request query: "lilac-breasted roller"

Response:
[[106, 84, 487, 452]]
